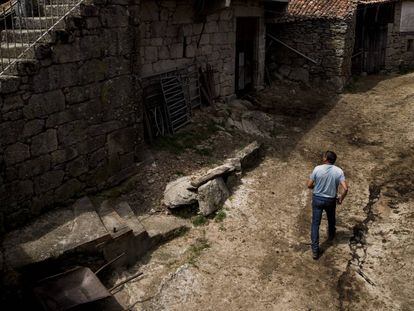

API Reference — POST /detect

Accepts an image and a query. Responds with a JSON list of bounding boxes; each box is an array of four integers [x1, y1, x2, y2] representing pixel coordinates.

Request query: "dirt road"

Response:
[[114, 73, 414, 310]]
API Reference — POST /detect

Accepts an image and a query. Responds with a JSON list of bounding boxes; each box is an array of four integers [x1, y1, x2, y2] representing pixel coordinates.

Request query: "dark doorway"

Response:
[[352, 3, 395, 74], [236, 17, 259, 94]]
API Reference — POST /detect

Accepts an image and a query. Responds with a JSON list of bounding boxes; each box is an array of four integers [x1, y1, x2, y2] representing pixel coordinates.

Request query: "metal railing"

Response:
[[0, 0, 84, 76]]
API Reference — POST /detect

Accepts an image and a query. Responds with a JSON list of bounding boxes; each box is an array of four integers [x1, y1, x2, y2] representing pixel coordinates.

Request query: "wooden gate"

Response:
[[352, 3, 395, 75]]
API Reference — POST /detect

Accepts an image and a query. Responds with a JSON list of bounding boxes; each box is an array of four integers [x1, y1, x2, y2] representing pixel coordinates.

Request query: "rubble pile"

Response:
[[163, 141, 263, 216]]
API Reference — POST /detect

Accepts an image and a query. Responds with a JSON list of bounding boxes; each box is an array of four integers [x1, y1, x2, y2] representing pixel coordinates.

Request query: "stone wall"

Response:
[[0, 0, 265, 233], [139, 0, 265, 97], [267, 17, 356, 92], [0, 0, 143, 233], [385, 2, 414, 71]]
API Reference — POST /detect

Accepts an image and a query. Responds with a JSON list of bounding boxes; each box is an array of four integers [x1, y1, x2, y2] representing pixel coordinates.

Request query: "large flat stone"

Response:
[[3, 197, 110, 269], [236, 141, 263, 170], [198, 177, 230, 216], [190, 163, 236, 188], [139, 214, 189, 246], [114, 201, 147, 238], [99, 201, 151, 266], [164, 176, 198, 208], [97, 200, 131, 239]]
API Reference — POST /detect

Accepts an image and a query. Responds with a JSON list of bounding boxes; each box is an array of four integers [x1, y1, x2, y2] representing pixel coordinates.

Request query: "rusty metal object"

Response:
[[33, 267, 112, 311], [109, 271, 144, 292]]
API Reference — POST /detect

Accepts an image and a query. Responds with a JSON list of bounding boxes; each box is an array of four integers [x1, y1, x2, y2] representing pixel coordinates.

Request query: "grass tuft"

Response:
[[188, 237, 210, 266], [214, 209, 227, 223], [153, 121, 220, 155], [192, 214, 208, 227]]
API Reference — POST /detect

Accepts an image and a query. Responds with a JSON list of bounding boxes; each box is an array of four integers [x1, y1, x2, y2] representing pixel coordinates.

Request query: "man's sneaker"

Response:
[[328, 233, 336, 241], [312, 251, 319, 260]]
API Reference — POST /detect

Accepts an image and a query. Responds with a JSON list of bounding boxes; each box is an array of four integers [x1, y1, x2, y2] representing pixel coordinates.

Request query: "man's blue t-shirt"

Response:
[[310, 164, 345, 199]]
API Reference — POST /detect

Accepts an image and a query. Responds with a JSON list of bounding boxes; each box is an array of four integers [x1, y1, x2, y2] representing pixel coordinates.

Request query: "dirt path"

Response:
[[114, 73, 414, 311]]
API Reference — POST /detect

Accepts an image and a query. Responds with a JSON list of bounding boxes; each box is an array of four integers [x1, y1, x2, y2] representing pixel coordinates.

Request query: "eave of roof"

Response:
[[266, 0, 400, 23]]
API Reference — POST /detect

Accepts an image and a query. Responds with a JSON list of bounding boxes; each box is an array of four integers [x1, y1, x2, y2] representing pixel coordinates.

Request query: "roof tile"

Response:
[[277, 0, 398, 21]]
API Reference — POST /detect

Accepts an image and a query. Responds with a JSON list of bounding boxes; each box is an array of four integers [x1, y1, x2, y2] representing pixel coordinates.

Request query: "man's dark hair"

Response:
[[324, 151, 337, 164]]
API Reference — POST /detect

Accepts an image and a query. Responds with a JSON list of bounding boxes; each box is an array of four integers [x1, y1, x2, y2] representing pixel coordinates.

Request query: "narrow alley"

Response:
[[112, 73, 414, 311]]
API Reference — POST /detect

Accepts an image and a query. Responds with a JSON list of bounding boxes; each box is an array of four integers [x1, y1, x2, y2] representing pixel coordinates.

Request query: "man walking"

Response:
[[307, 151, 348, 260]]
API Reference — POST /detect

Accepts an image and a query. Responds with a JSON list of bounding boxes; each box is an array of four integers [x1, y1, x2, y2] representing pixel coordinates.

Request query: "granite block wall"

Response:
[[0, 0, 143, 232], [139, 0, 265, 97], [385, 2, 414, 71], [267, 17, 356, 92], [0, 0, 266, 233]]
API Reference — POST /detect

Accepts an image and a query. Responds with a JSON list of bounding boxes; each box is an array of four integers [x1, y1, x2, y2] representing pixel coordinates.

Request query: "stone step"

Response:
[[0, 58, 39, 75], [15, 16, 64, 30], [97, 200, 150, 266], [44, 4, 80, 16], [97, 200, 132, 239], [2, 197, 111, 270], [1, 29, 52, 43], [139, 214, 190, 247], [0, 43, 34, 59], [113, 202, 147, 239], [45, 0, 80, 5]]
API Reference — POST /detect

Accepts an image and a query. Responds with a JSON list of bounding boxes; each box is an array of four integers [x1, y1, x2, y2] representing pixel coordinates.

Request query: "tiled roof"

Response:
[[359, 0, 397, 3], [271, 0, 399, 22], [287, 0, 355, 19]]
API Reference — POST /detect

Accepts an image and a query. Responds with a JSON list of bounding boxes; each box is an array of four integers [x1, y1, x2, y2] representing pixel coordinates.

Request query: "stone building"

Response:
[[266, 0, 414, 91], [0, 0, 267, 232], [140, 0, 266, 97]]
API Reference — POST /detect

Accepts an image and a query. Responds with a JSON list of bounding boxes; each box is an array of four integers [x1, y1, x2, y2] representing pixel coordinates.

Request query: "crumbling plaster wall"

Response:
[[385, 1, 414, 71], [139, 0, 265, 96], [0, 0, 143, 233], [267, 17, 356, 92]]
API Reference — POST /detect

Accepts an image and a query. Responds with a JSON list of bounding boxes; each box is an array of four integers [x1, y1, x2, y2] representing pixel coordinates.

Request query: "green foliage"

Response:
[[194, 147, 213, 156], [214, 209, 227, 223], [187, 237, 210, 266], [344, 76, 360, 93], [153, 121, 220, 155], [192, 214, 208, 227], [398, 66, 413, 75]]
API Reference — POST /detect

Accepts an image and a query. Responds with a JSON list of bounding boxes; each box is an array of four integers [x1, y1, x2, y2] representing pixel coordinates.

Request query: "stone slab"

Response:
[[3, 197, 110, 269], [100, 201, 151, 266], [236, 141, 263, 170], [97, 200, 131, 239], [113, 201, 147, 239], [163, 176, 198, 208], [139, 215, 189, 246], [190, 163, 235, 188], [198, 177, 230, 216]]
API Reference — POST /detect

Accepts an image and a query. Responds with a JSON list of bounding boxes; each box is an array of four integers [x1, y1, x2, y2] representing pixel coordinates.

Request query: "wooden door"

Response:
[[236, 17, 258, 94]]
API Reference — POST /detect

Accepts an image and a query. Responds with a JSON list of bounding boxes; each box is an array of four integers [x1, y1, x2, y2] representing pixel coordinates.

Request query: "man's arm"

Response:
[[307, 179, 315, 189], [337, 180, 349, 204]]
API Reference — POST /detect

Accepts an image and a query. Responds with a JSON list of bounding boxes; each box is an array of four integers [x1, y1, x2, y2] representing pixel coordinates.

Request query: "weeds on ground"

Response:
[[214, 209, 227, 223], [192, 214, 208, 227], [344, 76, 360, 93], [153, 121, 221, 155], [398, 66, 414, 75], [194, 147, 213, 157], [187, 237, 210, 266]]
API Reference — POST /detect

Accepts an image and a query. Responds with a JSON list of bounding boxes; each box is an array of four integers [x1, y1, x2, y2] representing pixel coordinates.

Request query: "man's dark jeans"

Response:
[[311, 195, 337, 253]]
